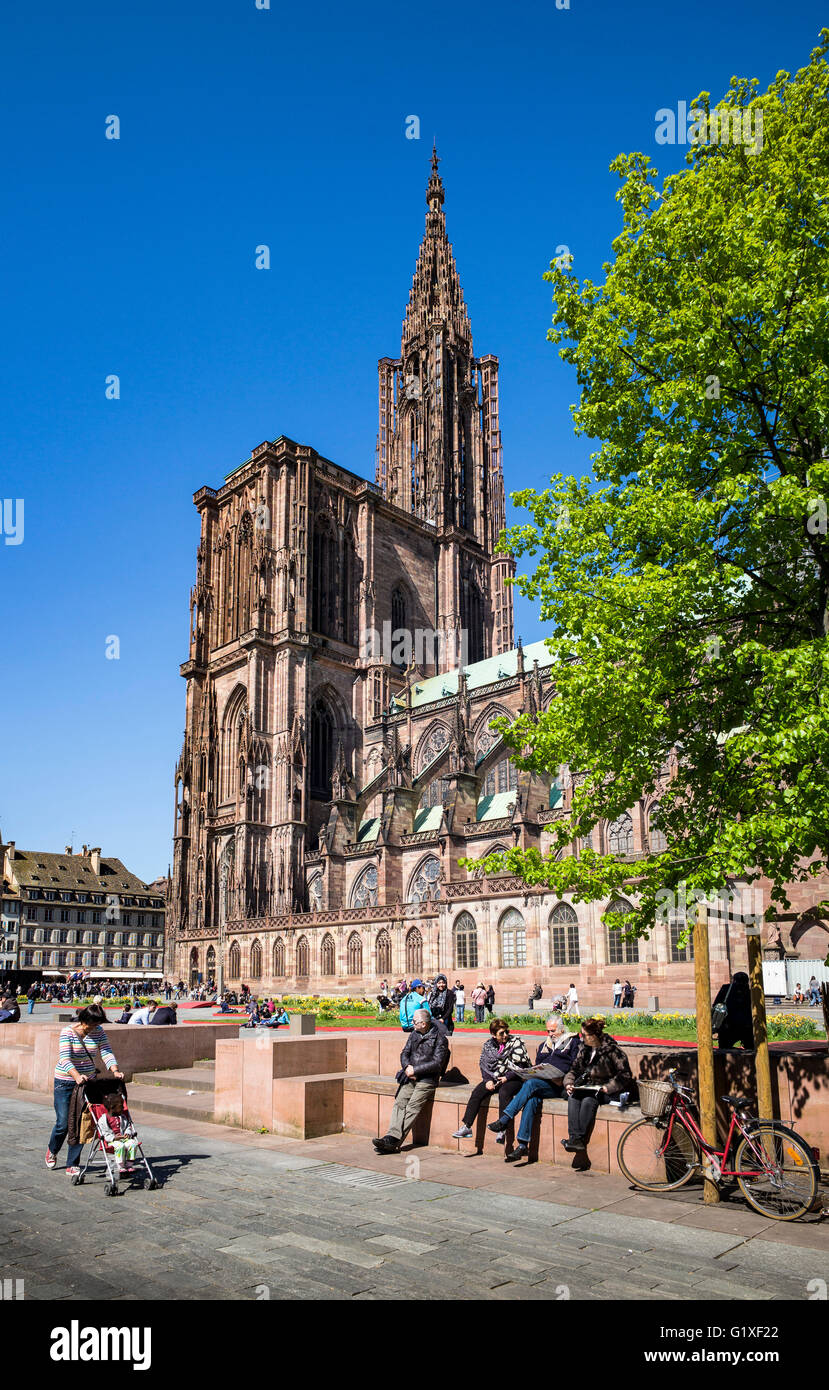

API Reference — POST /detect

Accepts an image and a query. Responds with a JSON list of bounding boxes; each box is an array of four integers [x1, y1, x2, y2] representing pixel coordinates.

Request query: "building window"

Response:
[[309, 697, 335, 799], [347, 932, 362, 976], [649, 802, 667, 853], [550, 902, 580, 966], [376, 929, 392, 976], [408, 856, 441, 904], [321, 934, 336, 976], [669, 914, 694, 963], [605, 898, 639, 965], [391, 587, 407, 658], [228, 941, 241, 979], [296, 936, 310, 977], [44, 909, 53, 923], [608, 812, 634, 856], [250, 939, 262, 978], [273, 939, 286, 978], [350, 863, 378, 909], [76, 910, 86, 925], [60, 910, 70, 923], [499, 908, 527, 969], [454, 912, 478, 970], [307, 875, 323, 912], [405, 927, 423, 977]]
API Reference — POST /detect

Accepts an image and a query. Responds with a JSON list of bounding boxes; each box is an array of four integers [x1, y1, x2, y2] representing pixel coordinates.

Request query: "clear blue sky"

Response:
[[0, 1, 822, 879]]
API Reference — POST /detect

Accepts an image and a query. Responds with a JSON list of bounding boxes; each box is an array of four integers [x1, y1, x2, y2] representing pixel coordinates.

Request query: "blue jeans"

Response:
[[455, 1005, 465, 1023], [501, 1077, 563, 1146], [49, 1079, 82, 1166], [27, 999, 35, 1014]]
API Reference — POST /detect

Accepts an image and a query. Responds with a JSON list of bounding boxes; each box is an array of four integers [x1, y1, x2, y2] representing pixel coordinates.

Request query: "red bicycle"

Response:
[[616, 1069, 819, 1221]]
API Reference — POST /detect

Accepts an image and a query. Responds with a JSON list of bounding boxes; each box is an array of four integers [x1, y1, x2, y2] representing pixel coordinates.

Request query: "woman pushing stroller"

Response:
[[46, 1004, 123, 1177]]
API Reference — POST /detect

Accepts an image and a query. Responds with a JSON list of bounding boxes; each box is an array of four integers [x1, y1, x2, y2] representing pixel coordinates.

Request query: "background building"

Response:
[[169, 154, 829, 1006], [0, 841, 166, 984]]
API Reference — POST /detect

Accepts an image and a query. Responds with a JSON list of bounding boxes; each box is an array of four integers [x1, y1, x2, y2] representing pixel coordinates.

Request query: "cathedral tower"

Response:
[[376, 148, 514, 663]]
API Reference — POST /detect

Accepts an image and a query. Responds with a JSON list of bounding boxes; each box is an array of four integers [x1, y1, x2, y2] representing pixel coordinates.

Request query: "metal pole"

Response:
[[746, 926, 773, 1121], [693, 903, 720, 1204]]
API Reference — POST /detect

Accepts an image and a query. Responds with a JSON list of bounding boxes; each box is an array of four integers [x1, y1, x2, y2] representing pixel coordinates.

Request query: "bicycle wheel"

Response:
[[617, 1115, 700, 1190], [735, 1123, 818, 1221]]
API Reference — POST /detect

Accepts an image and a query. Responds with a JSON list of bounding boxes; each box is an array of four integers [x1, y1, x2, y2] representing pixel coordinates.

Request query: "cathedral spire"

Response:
[[426, 143, 444, 212], [402, 148, 470, 349]]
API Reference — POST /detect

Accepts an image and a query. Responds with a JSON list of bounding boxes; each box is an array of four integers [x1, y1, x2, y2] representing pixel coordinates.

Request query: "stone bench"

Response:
[[342, 1073, 643, 1173]]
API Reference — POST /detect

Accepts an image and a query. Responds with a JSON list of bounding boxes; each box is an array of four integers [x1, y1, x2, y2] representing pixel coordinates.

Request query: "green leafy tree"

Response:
[[468, 34, 829, 948]]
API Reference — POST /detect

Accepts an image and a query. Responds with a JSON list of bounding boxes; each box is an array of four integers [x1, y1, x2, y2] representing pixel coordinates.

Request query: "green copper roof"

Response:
[[413, 805, 444, 834], [356, 817, 380, 843], [392, 638, 553, 711], [476, 791, 517, 822]]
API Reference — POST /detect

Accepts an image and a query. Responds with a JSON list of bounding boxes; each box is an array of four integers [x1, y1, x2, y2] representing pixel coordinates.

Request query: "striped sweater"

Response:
[[54, 1025, 117, 1081]]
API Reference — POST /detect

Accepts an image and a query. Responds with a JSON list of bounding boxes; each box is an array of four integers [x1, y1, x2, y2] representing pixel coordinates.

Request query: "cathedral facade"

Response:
[[168, 153, 829, 1007]]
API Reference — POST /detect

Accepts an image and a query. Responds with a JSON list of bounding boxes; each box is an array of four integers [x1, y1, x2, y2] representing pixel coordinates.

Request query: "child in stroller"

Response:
[[75, 1077, 157, 1196]]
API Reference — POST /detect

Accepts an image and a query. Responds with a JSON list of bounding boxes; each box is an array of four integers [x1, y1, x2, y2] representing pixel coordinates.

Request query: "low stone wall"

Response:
[[210, 1028, 829, 1158], [0, 1022, 230, 1092]]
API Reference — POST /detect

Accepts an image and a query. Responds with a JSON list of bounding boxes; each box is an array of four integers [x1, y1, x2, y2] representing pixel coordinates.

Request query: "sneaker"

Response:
[[65, 1166, 81, 1177], [45, 1148, 57, 1169], [487, 1117, 509, 1134], [452, 1125, 473, 1139], [561, 1138, 586, 1152], [495, 1133, 505, 1145]]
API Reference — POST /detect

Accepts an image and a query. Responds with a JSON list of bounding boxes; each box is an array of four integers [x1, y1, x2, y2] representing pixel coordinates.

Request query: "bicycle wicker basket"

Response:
[[637, 1079, 674, 1118]]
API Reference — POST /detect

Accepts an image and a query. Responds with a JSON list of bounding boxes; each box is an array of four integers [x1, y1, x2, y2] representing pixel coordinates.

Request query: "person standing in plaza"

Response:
[[567, 982, 580, 1017], [612, 979, 622, 1009], [471, 982, 487, 1023], [454, 981, 466, 1023], [484, 984, 495, 1018], [27, 983, 38, 1015], [399, 979, 431, 1032], [372, 1009, 448, 1154], [46, 1005, 123, 1176], [808, 975, 820, 1006], [428, 975, 456, 1038]]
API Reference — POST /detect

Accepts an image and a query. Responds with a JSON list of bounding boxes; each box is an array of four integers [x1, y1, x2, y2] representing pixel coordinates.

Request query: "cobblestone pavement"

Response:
[[1, 1088, 827, 1302]]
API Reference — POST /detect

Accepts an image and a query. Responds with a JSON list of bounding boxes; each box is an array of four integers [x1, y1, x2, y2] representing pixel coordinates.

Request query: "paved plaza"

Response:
[[1, 1081, 827, 1302]]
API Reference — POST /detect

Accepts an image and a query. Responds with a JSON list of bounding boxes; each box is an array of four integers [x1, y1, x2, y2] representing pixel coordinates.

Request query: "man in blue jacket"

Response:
[[399, 979, 431, 1032]]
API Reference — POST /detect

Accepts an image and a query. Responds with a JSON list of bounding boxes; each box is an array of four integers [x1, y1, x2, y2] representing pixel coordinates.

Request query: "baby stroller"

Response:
[[73, 1076, 158, 1196]]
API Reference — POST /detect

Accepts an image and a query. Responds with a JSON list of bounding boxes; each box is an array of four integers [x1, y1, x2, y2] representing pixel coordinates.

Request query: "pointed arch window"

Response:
[[454, 912, 478, 970], [311, 519, 337, 637], [376, 928, 392, 976], [462, 577, 484, 665], [273, 938, 286, 978], [408, 856, 441, 904], [669, 913, 693, 963], [649, 802, 667, 853], [604, 898, 639, 965], [608, 812, 634, 856], [206, 945, 216, 981], [391, 586, 407, 651], [405, 927, 423, 977], [250, 939, 262, 979], [296, 936, 310, 977], [549, 901, 580, 966], [310, 698, 335, 799], [499, 908, 526, 968], [321, 933, 336, 976], [350, 863, 378, 909], [228, 941, 241, 979], [347, 932, 363, 976]]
